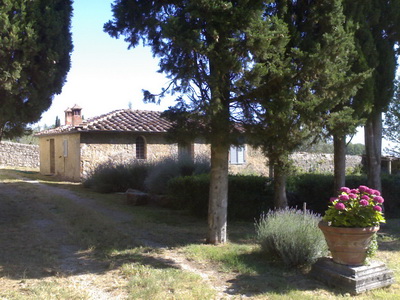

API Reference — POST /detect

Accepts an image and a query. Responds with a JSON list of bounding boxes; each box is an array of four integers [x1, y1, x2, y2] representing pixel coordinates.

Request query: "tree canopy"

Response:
[[0, 0, 73, 140], [344, 0, 400, 190], [241, 0, 366, 207], [105, 0, 278, 244], [384, 80, 400, 156]]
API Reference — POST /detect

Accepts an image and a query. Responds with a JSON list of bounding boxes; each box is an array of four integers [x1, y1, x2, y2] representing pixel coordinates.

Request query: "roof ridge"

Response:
[[36, 108, 170, 136]]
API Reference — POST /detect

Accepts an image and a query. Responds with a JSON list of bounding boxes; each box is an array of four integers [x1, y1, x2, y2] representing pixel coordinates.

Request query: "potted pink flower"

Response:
[[319, 185, 386, 266]]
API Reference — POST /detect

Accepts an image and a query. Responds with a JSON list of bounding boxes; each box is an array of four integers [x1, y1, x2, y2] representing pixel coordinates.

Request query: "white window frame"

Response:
[[229, 145, 245, 165]]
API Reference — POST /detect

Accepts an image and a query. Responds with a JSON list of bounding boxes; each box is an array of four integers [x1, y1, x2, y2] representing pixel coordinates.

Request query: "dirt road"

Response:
[[0, 170, 234, 299]]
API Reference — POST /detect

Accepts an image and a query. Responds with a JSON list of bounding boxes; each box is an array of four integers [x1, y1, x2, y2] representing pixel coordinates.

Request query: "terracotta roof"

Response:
[[36, 109, 173, 136]]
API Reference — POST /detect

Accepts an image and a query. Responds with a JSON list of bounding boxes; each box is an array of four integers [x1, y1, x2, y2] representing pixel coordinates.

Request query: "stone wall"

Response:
[[80, 133, 177, 178], [0, 141, 39, 169], [291, 152, 362, 174]]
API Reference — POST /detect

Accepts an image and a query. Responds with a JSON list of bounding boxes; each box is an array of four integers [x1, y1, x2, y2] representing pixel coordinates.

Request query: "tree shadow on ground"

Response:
[[221, 252, 346, 297], [378, 219, 400, 252]]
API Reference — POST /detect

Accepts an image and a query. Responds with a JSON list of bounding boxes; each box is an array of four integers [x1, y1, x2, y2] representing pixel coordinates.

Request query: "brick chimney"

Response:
[[65, 104, 82, 126]]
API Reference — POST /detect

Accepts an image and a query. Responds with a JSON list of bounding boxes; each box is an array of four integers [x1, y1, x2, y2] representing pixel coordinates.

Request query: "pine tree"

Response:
[[105, 0, 278, 244], [0, 0, 73, 140]]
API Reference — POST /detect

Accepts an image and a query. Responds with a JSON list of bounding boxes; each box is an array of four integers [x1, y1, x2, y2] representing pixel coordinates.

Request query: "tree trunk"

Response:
[[333, 134, 346, 193], [365, 111, 382, 191], [207, 142, 229, 244], [273, 164, 288, 209]]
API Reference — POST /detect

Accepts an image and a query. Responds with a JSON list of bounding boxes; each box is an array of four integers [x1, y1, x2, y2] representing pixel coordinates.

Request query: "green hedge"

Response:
[[166, 174, 274, 221], [167, 173, 400, 221]]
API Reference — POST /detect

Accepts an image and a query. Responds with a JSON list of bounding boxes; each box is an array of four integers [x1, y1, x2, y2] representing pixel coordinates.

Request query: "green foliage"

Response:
[[183, 243, 260, 275], [344, 0, 400, 187], [384, 81, 400, 156], [367, 233, 378, 258], [347, 143, 366, 155], [297, 140, 365, 156], [8, 125, 39, 145], [289, 174, 336, 214], [145, 156, 210, 195], [167, 174, 274, 221], [105, 0, 273, 243], [83, 161, 152, 193], [166, 173, 400, 220], [0, 0, 73, 140], [83, 157, 210, 194], [381, 174, 400, 218], [242, 0, 367, 208], [255, 208, 328, 267]]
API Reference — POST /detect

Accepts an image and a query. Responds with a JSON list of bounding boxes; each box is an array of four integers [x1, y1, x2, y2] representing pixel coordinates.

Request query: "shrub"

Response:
[[144, 156, 210, 194], [166, 174, 210, 214], [166, 174, 274, 221], [84, 156, 210, 194], [83, 160, 152, 193], [288, 174, 334, 214], [255, 208, 328, 267], [381, 174, 400, 218]]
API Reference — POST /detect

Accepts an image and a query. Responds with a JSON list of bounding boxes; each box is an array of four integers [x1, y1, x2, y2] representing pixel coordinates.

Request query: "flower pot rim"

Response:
[[318, 220, 380, 232]]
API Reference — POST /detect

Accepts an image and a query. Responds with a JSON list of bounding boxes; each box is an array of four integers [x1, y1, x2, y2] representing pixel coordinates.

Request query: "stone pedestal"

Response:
[[310, 257, 395, 294]]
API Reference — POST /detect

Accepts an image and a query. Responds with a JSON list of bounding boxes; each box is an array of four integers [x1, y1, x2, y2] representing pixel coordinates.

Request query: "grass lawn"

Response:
[[0, 168, 399, 299]]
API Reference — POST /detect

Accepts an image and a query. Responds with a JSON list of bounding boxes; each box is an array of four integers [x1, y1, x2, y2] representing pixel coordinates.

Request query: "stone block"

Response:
[[310, 257, 395, 295], [125, 189, 149, 206]]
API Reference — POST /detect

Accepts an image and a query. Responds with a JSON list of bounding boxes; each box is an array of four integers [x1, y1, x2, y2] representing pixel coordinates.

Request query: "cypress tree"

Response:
[[0, 0, 73, 140], [242, 0, 365, 208], [343, 0, 400, 191]]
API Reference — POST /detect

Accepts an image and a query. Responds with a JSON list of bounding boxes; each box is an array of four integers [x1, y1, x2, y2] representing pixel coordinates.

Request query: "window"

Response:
[[229, 145, 245, 164], [136, 136, 146, 159], [178, 142, 194, 160]]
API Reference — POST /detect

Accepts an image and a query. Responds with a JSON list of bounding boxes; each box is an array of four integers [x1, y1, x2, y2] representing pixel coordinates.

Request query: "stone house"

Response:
[[36, 105, 269, 181]]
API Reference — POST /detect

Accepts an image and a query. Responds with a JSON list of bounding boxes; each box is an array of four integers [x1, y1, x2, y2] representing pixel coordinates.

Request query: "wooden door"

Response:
[[50, 139, 55, 174]]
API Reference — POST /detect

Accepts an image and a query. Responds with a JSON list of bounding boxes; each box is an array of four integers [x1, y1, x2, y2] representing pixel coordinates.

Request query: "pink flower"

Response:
[[371, 190, 381, 196], [359, 199, 369, 206], [330, 197, 337, 202], [340, 187, 351, 194], [361, 195, 370, 201], [349, 193, 357, 199], [335, 203, 346, 210], [339, 194, 350, 201], [373, 205, 382, 212], [374, 196, 384, 204], [350, 189, 359, 194], [358, 185, 368, 193]]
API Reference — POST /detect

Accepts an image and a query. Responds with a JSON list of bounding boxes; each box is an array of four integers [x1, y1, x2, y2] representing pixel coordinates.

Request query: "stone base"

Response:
[[310, 257, 395, 294]]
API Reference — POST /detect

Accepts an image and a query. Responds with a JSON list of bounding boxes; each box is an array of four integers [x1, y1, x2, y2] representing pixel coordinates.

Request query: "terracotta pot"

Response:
[[318, 221, 379, 266]]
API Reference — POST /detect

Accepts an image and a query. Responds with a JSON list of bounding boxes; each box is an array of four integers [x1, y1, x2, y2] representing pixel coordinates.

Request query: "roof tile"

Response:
[[36, 109, 173, 136]]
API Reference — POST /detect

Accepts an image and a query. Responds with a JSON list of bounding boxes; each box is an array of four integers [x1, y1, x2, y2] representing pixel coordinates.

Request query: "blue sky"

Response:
[[37, 0, 175, 127]]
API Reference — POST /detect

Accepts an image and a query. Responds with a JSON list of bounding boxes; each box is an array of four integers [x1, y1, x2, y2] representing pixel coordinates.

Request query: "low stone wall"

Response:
[[0, 141, 39, 169], [291, 152, 362, 174]]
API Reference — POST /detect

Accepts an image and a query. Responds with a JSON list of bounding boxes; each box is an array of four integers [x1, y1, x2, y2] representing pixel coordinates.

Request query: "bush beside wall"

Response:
[[166, 174, 274, 221], [167, 173, 400, 221]]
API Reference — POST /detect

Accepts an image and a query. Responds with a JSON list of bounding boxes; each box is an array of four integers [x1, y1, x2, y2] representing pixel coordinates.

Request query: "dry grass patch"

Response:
[[1, 169, 399, 299]]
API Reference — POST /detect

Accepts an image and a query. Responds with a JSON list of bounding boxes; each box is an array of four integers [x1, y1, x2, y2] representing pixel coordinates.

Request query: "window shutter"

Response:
[[230, 146, 238, 164]]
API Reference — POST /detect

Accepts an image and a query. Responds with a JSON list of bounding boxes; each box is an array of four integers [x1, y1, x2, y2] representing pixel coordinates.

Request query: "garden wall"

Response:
[[0, 141, 39, 169], [291, 152, 362, 174]]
